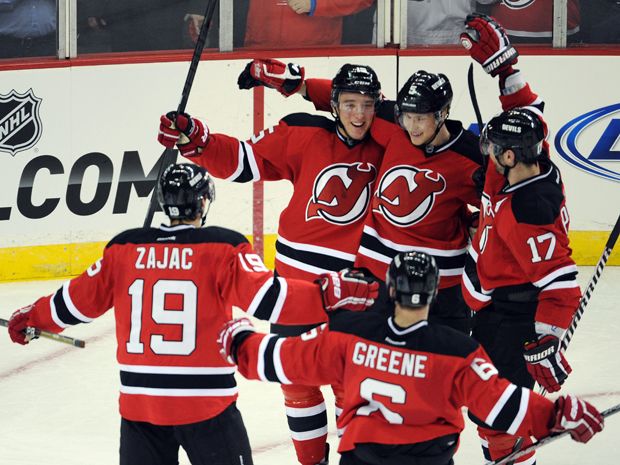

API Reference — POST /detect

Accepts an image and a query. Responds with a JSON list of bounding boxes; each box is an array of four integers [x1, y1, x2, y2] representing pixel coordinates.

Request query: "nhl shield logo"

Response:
[[0, 89, 43, 156]]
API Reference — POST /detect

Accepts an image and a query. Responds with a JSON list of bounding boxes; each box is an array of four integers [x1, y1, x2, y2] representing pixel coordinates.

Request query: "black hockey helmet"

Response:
[[331, 64, 382, 107], [395, 70, 453, 117], [158, 163, 215, 221], [386, 251, 439, 308], [480, 108, 545, 163]]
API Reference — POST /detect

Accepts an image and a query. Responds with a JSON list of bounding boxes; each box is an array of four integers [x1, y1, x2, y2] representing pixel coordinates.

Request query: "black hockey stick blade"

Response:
[[142, 0, 220, 228], [0, 317, 85, 348], [487, 403, 620, 465]]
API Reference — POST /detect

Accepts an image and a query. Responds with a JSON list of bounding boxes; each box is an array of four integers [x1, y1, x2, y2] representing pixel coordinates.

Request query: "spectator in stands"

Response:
[[485, 0, 581, 44], [186, 0, 376, 49], [406, 0, 495, 45], [0, 0, 56, 59]]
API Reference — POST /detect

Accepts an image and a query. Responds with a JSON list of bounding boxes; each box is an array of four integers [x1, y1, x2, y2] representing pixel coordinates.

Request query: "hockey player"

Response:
[[219, 251, 604, 465], [157, 64, 387, 465], [6, 163, 378, 465], [459, 13, 582, 465], [238, 59, 483, 335]]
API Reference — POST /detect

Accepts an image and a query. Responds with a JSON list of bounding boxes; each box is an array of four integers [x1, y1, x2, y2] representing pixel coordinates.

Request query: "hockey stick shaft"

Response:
[[0, 318, 85, 348], [468, 63, 484, 132], [539, 212, 620, 396], [142, 0, 219, 228], [488, 403, 620, 465], [561, 212, 620, 352]]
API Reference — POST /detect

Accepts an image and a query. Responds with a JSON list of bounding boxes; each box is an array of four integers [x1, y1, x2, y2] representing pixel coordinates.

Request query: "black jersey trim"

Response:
[[52, 287, 83, 326], [275, 240, 354, 273], [286, 410, 328, 434], [359, 232, 467, 272], [490, 386, 526, 432], [282, 112, 336, 132], [251, 277, 283, 322], [233, 141, 256, 183], [108, 225, 249, 248], [261, 335, 283, 383], [119, 371, 237, 390]]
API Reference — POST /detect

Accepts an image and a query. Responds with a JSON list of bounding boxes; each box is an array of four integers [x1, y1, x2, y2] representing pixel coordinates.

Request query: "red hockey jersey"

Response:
[[460, 84, 580, 329], [26, 224, 328, 425], [489, 0, 580, 39], [305, 79, 483, 288], [187, 113, 384, 281], [244, 0, 373, 48], [235, 312, 556, 452]]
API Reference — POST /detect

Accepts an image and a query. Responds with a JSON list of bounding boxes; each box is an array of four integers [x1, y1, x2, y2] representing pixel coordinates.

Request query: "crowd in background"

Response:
[[0, 0, 619, 60]]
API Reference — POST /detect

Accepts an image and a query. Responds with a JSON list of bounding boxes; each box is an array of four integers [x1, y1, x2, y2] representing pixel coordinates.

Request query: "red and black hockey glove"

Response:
[[317, 269, 379, 312], [523, 335, 572, 392], [218, 318, 256, 365], [460, 13, 518, 77], [8, 304, 37, 345], [237, 58, 305, 97], [158, 111, 210, 157], [551, 394, 604, 443]]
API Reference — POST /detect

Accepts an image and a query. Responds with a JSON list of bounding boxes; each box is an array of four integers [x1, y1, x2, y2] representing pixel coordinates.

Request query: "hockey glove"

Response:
[[317, 269, 379, 312], [8, 304, 38, 345], [460, 13, 518, 77], [551, 394, 604, 443], [158, 111, 210, 157], [237, 58, 305, 97], [523, 335, 572, 392], [218, 318, 256, 365]]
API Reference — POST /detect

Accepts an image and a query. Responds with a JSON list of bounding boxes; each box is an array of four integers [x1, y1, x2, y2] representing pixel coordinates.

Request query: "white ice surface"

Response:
[[1, 267, 618, 465]]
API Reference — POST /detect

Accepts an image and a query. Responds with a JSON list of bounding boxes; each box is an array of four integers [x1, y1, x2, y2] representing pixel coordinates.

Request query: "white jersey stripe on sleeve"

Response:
[[273, 337, 292, 385], [507, 388, 530, 435], [486, 384, 517, 427], [62, 281, 94, 323]]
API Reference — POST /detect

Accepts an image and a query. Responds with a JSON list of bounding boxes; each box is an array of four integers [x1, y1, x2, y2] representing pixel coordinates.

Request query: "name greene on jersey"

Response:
[[352, 341, 427, 378], [135, 246, 193, 270]]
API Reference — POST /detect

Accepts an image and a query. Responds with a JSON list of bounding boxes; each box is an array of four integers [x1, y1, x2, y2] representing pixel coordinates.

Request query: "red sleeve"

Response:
[[217, 242, 328, 325], [236, 326, 345, 387], [28, 254, 114, 333], [189, 120, 297, 183], [305, 78, 334, 112], [454, 346, 555, 440], [503, 220, 580, 329], [312, 0, 374, 18]]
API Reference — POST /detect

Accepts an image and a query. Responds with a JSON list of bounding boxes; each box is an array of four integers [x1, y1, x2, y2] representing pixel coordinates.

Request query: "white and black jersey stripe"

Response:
[[119, 365, 238, 397], [359, 226, 468, 278], [50, 281, 94, 329], [227, 141, 261, 183], [484, 384, 530, 435], [275, 236, 355, 276]]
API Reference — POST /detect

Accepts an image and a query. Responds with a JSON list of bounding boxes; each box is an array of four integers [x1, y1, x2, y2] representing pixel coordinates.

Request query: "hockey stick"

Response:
[[143, 0, 219, 228], [467, 63, 484, 134], [561, 212, 620, 353], [0, 317, 85, 348], [487, 403, 620, 465], [539, 212, 620, 395]]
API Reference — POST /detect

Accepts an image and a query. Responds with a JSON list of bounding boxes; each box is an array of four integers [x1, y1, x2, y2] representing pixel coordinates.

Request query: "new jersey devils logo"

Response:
[[373, 166, 446, 227], [0, 89, 42, 156], [306, 162, 377, 225]]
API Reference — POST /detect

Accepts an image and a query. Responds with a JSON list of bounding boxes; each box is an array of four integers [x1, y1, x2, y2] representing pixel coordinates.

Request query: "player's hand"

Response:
[[237, 58, 305, 97], [8, 304, 37, 345], [551, 394, 604, 443], [159, 111, 210, 157], [460, 13, 518, 77], [317, 269, 379, 312], [287, 0, 311, 14], [218, 318, 256, 365], [523, 335, 572, 392]]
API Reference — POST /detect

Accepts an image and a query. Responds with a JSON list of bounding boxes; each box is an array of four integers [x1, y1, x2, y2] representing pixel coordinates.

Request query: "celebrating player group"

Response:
[[8, 13, 609, 465]]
